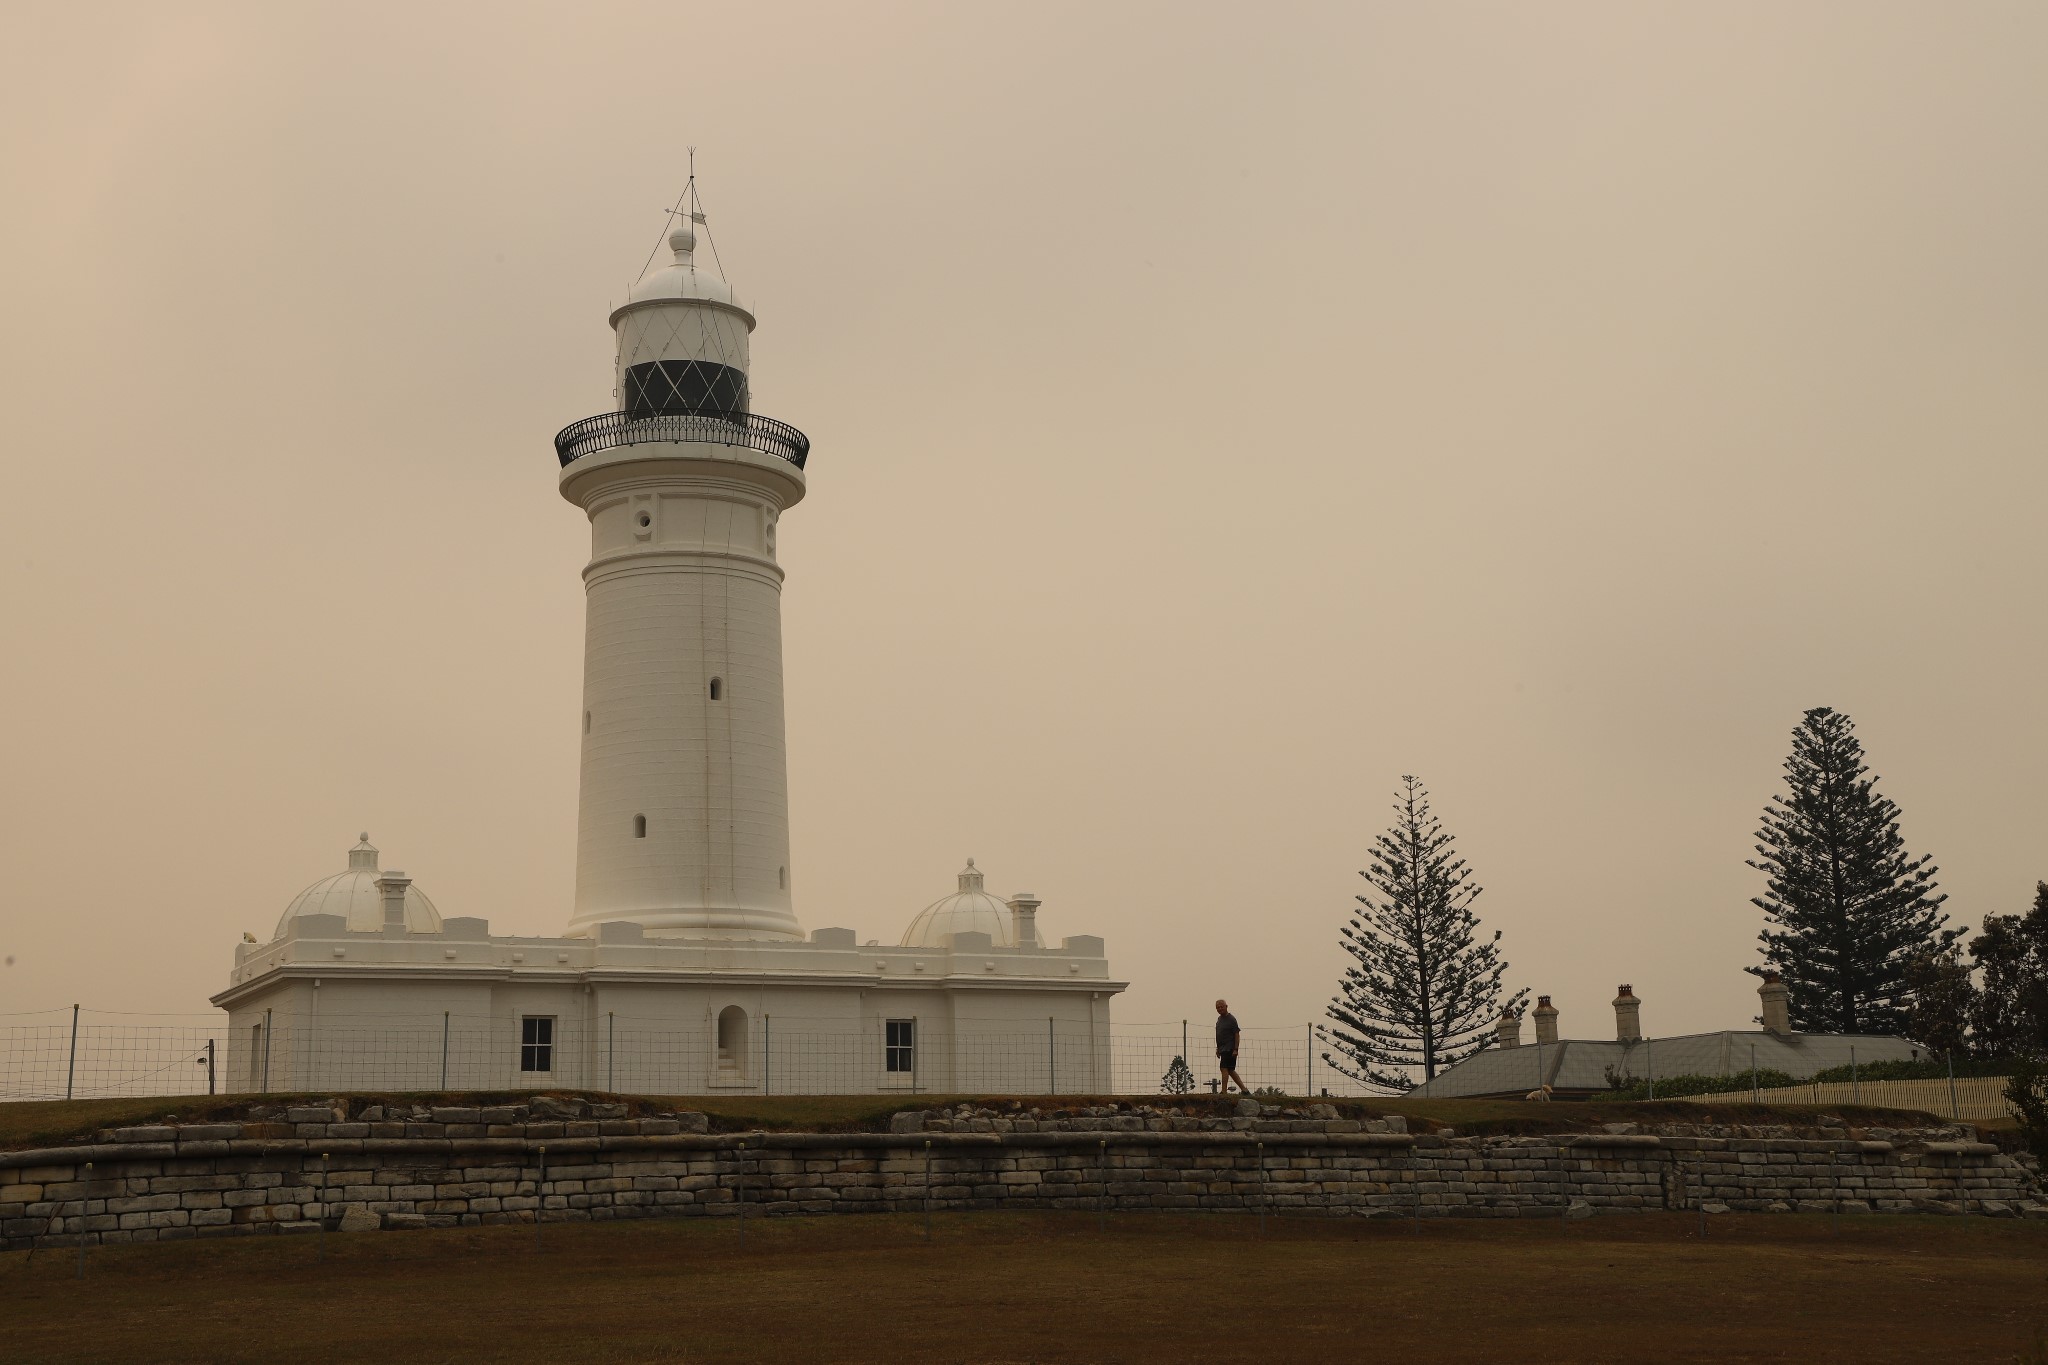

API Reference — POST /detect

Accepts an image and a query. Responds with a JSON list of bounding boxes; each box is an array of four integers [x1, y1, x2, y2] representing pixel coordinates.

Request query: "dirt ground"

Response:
[[3, 1210, 2043, 1363]]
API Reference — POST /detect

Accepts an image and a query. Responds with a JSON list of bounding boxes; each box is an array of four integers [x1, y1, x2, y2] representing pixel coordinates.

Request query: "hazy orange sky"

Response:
[[2, 3, 2043, 1050]]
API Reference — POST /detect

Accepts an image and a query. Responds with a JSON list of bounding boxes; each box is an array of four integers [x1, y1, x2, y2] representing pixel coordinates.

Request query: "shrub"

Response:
[[2006, 1057, 2048, 1155], [1604, 1069, 1797, 1102], [1808, 1056, 2017, 1084]]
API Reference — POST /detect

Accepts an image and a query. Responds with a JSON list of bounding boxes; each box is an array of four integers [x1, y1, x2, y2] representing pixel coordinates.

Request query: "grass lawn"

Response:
[[3, 1210, 2043, 1363]]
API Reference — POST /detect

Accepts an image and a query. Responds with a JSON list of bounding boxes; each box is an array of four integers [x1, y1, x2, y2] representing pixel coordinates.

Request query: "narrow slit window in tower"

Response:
[[709, 677, 723, 701], [633, 814, 647, 839], [583, 710, 591, 734]]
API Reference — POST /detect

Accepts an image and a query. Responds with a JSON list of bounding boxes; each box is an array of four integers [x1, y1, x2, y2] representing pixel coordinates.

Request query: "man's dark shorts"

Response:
[[1219, 1051, 1237, 1070]]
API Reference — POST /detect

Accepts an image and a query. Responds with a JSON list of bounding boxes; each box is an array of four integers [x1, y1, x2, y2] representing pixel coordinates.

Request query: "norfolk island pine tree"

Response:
[[1748, 707, 1962, 1035], [1318, 776, 1527, 1093]]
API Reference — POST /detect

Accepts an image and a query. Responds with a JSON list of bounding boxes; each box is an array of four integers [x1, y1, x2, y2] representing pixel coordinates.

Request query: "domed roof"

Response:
[[273, 834, 442, 938], [900, 859, 1014, 948], [618, 219, 752, 320]]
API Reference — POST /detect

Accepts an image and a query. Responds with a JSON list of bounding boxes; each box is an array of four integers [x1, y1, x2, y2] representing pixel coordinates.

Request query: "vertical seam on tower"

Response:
[[721, 510, 739, 930]]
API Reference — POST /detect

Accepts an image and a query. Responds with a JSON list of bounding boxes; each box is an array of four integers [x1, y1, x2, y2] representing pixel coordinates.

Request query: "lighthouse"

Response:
[[553, 210, 811, 940], [217, 191, 1123, 1098]]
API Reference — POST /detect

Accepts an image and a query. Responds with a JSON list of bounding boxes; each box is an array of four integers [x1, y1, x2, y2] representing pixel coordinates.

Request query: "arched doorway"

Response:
[[716, 1005, 748, 1080]]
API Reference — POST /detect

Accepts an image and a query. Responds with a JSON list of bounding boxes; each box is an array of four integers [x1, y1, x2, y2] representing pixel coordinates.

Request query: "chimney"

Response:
[[1495, 1006, 1522, 1050], [375, 871, 411, 929], [1758, 971, 1791, 1036], [1613, 984, 1642, 1043], [1006, 891, 1042, 949], [1532, 995, 1559, 1047]]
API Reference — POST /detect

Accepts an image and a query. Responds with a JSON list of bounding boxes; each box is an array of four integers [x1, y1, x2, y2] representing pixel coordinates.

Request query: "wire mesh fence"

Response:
[[0, 1009, 1382, 1102]]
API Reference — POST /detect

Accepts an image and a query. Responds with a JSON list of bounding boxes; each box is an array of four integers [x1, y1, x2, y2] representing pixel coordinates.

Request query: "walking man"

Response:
[[1215, 999, 1249, 1095]]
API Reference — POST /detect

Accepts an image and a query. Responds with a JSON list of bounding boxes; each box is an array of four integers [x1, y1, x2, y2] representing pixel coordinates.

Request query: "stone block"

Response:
[[175, 1124, 241, 1142], [106, 1194, 178, 1215]]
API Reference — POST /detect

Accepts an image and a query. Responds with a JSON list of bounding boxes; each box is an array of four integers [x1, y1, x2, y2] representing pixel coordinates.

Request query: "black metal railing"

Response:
[[554, 408, 810, 469]]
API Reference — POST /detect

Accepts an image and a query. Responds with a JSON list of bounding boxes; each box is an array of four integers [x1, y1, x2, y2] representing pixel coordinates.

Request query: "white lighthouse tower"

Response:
[[554, 209, 810, 940]]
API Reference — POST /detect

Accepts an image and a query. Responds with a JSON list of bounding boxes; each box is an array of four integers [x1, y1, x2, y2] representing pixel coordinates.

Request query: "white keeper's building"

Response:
[[212, 201, 1125, 1095]]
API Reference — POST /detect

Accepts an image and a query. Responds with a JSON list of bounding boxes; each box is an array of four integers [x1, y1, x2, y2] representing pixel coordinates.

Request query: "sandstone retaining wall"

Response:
[[3, 1103, 2042, 1249]]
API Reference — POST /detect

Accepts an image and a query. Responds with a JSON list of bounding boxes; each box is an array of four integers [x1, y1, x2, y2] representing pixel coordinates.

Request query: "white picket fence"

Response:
[[1675, 1075, 2015, 1122]]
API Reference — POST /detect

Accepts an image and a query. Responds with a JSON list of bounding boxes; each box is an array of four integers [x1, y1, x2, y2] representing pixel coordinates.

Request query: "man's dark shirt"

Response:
[[1215, 1012, 1241, 1053]]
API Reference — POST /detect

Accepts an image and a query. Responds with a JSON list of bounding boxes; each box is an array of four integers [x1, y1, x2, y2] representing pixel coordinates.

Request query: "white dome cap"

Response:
[[900, 859, 1014, 948], [273, 834, 443, 938], [618, 214, 752, 320]]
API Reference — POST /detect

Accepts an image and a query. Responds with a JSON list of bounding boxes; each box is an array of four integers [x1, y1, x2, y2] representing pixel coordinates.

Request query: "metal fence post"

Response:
[[736, 1140, 747, 1245], [764, 1013, 771, 1095], [262, 1008, 272, 1094], [1946, 1052, 1959, 1120], [1851, 1046, 1859, 1105], [1305, 1022, 1312, 1097], [440, 1011, 450, 1091], [205, 1039, 216, 1095], [536, 1146, 547, 1251], [923, 1139, 933, 1241], [1256, 1140, 1266, 1237], [607, 1011, 615, 1094], [1561, 1139, 1571, 1228], [1048, 1017, 1055, 1096], [1646, 1037, 1655, 1101], [1750, 1044, 1758, 1104], [1098, 1138, 1108, 1233], [77, 1160, 92, 1278], [1830, 1146, 1840, 1234], [65, 1004, 79, 1101], [317, 1152, 329, 1262]]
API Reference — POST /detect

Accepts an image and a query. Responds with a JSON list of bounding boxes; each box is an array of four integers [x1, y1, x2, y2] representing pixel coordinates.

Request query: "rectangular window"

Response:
[[885, 1019, 915, 1074], [520, 1016, 554, 1073]]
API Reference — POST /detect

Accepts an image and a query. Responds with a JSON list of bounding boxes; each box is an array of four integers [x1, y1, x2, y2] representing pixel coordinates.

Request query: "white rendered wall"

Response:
[[562, 444, 805, 940], [217, 916, 1122, 1095]]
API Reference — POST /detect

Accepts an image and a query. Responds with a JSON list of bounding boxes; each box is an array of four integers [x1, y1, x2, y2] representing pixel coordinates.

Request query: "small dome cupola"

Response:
[[273, 833, 443, 938], [900, 858, 1015, 948], [611, 191, 754, 422]]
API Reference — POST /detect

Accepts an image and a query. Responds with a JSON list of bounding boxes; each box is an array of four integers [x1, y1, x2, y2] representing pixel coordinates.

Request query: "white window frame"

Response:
[[520, 1015, 555, 1074]]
